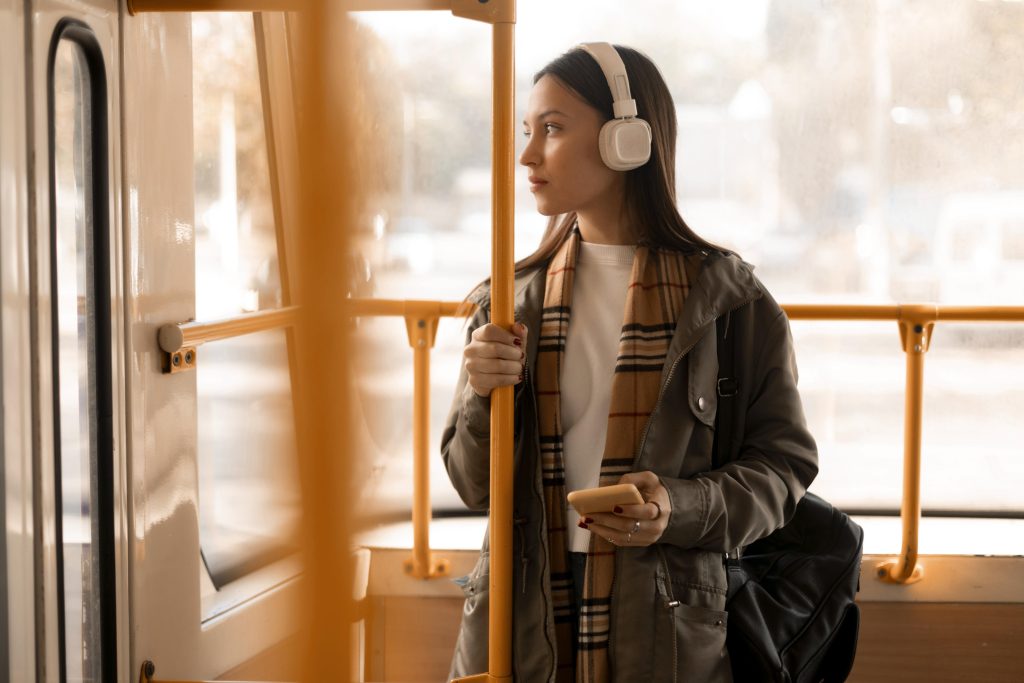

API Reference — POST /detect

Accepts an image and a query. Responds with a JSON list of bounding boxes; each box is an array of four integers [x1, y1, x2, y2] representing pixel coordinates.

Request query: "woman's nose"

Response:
[[519, 135, 539, 167]]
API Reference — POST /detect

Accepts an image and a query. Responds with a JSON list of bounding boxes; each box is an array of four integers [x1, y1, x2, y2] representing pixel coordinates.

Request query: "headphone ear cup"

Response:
[[598, 118, 653, 171]]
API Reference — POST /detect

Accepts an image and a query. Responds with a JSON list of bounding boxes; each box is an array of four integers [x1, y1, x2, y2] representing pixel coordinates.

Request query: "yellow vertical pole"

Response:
[[488, 16, 516, 683], [404, 312, 449, 579], [892, 326, 924, 581], [412, 318, 433, 577], [879, 307, 934, 584], [448, 2, 517, 681], [293, 2, 358, 679]]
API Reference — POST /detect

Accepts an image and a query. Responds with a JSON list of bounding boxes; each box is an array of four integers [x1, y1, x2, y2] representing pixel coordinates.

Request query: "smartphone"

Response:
[[567, 483, 644, 516]]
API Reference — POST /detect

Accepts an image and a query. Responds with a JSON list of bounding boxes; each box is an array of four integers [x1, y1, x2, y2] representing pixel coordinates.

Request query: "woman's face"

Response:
[[519, 75, 623, 216]]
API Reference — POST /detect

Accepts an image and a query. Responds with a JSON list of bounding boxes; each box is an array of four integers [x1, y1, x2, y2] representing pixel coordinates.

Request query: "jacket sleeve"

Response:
[[658, 303, 819, 552], [440, 304, 494, 511]]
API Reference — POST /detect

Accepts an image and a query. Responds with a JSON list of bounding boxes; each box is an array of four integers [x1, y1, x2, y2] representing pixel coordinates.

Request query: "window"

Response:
[[1002, 218, 1024, 261], [193, 12, 280, 319], [192, 12, 300, 588], [351, 2, 1024, 554], [50, 23, 115, 683]]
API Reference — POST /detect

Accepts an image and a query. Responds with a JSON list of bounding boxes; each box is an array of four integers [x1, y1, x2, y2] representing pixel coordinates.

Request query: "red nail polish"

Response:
[[584, 517, 593, 524], [513, 338, 522, 346], [578, 521, 589, 529], [613, 506, 623, 514]]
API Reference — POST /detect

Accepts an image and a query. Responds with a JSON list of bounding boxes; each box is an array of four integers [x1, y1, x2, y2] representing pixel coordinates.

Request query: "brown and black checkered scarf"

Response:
[[537, 226, 698, 682]]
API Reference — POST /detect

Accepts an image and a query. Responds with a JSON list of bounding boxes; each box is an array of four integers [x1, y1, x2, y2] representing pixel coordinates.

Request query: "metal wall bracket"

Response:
[[897, 304, 938, 354], [403, 553, 451, 579], [876, 558, 924, 585], [403, 314, 440, 350], [163, 345, 197, 374]]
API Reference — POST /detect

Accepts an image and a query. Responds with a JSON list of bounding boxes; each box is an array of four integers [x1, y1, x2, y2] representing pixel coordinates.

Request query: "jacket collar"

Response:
[[514, 250, 764, 375], [665, 251, 764, 357]]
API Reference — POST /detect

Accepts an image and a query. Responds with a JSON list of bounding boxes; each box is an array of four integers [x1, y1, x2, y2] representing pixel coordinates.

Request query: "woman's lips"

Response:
[[529, 178, 548, 192]]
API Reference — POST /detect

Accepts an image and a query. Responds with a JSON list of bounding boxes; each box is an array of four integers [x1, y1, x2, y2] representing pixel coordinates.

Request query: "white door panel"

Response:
[[2, 0, 37, 679]]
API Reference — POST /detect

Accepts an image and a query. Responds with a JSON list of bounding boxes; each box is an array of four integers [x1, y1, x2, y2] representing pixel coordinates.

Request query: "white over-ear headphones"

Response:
[[578, 42, 652, 171]]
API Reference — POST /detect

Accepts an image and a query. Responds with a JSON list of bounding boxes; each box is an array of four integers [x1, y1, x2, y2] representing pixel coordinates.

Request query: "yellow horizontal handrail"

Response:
[[127, 0, 507, 19], [345, 298, 471, 319], [782, 303, 1024, 321], [937, 305, 1024, 321], [157, 306, 298, 354], [156, 300, 472, 355], [127, 0, 447, 14]]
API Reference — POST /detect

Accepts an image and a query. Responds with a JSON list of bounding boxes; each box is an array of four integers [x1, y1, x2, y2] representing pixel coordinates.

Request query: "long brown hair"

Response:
[[514, 44, 733, 274]]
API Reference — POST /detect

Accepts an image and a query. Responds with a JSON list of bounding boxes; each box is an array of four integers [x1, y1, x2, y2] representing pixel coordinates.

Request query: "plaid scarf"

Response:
[[537, 226, 698, 682]]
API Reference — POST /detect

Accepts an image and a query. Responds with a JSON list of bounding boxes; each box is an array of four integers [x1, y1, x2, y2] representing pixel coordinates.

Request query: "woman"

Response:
[[442, 43, 818, 683]]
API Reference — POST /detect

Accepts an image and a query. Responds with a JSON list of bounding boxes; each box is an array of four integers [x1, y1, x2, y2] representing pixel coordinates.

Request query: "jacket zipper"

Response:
[[654, 545, 682, 682], [522, 355, 560, 683]]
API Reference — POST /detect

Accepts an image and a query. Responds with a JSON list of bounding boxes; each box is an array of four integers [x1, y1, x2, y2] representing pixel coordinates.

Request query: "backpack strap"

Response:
[[713, 311, 744, 572], [712, 310, 739, 469]]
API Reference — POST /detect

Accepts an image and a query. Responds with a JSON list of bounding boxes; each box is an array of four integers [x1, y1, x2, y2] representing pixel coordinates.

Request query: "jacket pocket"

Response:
[[654, 550, 732, 683], [653, 585, 731, 683], [449, 552, 490, 681], [666, 602, 731, 683]]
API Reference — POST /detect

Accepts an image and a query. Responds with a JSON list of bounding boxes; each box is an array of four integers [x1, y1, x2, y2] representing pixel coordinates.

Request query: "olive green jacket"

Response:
[[441, 250, 819, 683]]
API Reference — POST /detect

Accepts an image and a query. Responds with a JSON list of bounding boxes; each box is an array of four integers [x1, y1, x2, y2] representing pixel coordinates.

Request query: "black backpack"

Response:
[[713, 314, 864, 683]]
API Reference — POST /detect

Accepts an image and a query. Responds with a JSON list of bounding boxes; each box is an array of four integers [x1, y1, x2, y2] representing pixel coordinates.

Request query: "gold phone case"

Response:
[[567, 483, 644, 516]]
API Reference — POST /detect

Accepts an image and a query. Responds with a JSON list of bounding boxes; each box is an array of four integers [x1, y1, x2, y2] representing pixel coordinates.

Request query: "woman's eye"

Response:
[[522, 124, 558, 138]]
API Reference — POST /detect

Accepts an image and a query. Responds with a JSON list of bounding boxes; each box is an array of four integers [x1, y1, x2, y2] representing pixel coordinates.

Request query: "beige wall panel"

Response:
[[216, 635, 302, 682], [850, 603, 1024, 682], [371, 596, 463, 682], [364, 594, 1024, 682]]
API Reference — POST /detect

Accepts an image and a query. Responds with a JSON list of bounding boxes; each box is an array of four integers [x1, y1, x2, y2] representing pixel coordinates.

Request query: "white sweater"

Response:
[[562, 240, 637, 552]]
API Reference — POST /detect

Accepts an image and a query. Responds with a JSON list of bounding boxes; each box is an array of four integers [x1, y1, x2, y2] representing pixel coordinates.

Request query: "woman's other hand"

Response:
[[578, 471, 671, 547], [465, 322, 528, 398]]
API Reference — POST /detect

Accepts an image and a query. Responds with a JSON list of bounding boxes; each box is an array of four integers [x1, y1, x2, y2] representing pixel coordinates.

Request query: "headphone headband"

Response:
[[579, 42, 638, 119]]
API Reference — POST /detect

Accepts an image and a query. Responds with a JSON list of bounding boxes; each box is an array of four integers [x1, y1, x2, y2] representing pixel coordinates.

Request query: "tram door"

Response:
[[0, 3, 303, 680], [17, 1, 125, 681]]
